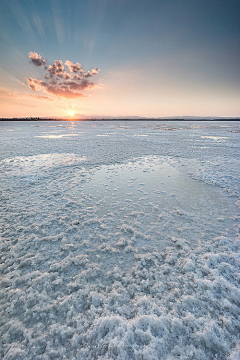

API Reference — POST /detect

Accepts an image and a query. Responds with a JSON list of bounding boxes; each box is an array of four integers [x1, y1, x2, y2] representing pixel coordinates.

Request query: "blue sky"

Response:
[[0, 0, 239, 117]]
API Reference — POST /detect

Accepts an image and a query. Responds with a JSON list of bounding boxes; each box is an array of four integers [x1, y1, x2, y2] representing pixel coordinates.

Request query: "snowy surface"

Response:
[[0, 120, 240, 359]]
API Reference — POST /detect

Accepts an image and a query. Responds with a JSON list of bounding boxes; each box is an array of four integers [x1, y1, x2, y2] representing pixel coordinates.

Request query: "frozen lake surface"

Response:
[[0, 120, 240, 359]]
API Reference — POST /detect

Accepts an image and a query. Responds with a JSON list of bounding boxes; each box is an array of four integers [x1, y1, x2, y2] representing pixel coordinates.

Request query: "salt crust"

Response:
[[0, 121, 240, 359], [1, 235, 239, 359]]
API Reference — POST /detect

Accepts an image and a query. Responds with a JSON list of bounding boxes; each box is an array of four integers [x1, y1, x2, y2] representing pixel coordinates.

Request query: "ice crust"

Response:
[[0, 121, 240, 359]]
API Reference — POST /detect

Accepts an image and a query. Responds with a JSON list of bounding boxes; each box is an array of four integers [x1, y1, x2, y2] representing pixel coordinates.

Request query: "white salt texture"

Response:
[[0, 120, 240, 359]]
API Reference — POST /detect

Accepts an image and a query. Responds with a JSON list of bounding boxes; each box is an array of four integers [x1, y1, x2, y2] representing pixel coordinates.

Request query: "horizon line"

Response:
[[1, 116, 240, 121]]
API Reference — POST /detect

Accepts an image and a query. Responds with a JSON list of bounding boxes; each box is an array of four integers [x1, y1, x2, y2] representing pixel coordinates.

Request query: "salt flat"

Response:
[[0, 120, 239, 359]]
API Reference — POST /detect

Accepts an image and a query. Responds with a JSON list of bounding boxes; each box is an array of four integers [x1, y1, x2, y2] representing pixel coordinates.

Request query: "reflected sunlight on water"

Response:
[[1, 153, 86, 174], [34, 134, 80, 139]]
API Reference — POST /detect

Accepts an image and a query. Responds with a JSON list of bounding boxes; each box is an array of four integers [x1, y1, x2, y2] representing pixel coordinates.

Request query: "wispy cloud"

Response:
[[32, 15, 45, 37], [0, 89, 14, 97], [28, 94, 52, 100], [27, 52, 100, 99]]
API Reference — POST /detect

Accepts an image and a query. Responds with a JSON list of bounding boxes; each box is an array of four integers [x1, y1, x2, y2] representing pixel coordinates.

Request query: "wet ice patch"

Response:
[[201, 135, 228, 141], [78, 157, 238, 252], [34, 134, 80, 139], [1, 153, 86, 175]]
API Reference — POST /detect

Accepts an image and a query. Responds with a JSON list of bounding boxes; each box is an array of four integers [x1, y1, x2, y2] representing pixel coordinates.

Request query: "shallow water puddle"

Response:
[[78, 156, 238, 251]]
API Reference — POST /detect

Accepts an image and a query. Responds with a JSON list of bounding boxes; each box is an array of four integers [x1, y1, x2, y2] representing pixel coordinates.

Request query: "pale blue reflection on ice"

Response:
[[79, 156, 238, 251]]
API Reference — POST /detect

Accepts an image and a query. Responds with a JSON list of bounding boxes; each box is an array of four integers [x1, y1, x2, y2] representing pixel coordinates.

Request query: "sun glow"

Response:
[[69, 110, 75, 116]]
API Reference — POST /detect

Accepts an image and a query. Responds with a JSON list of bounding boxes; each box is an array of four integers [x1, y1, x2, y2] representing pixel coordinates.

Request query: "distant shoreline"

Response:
[[1, 118, 240, 122]]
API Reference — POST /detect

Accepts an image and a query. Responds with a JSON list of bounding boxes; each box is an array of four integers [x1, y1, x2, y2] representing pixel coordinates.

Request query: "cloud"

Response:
[[65, 60, 83, 73], [47, 86, 85, 98], [28, 52, 46, 67], [0, 89, 14, 97], [29, 94, 52, 100], [48, 60, 65, 76], [28, 53, 100, 99], [28, 78, 85, 99], [64, 80, 95, 90], [28, 78, 47, 91], [64, 61, 99, 77], [33, 15, 45, 37], [84, 68, 100, 78]]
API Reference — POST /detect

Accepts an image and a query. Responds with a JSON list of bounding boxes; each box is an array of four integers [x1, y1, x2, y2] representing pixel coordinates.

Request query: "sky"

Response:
[[0, 0, 239, 118]]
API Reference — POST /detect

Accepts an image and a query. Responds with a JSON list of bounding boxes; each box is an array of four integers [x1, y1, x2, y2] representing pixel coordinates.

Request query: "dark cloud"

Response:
[[28, 52, 46, 67], [48, 60, 65, 77], [28, 77, 85, 99], [47, 86, 85, 99], [28, 53, 100, 99], [28, 78, 39, 91], [84, 68, 100, 78], [64, 80, 95, 90]]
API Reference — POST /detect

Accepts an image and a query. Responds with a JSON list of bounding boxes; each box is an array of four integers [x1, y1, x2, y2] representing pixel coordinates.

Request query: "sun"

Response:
[[69, 110, 75, 116]]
